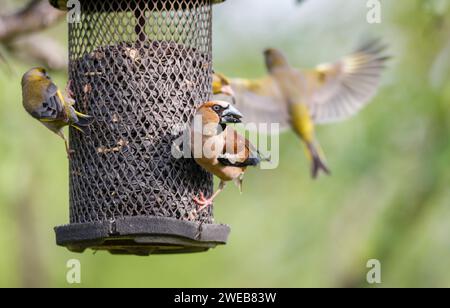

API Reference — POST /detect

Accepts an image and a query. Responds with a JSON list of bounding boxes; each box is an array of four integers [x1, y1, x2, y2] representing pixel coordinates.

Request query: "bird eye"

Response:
[[213, 105, 221, 112]]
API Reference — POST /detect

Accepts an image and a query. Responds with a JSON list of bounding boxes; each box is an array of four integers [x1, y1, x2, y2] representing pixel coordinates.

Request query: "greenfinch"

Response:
[[21, 67, 93, 156], [213, 40, 388, 178], [191, 100, 263, 213]]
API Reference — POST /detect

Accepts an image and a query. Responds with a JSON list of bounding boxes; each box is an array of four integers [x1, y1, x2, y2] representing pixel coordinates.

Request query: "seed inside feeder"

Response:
[[69, 41, 214, 224]]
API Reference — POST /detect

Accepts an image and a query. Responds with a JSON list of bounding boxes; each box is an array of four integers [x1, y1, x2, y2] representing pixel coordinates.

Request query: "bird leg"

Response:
[[58, 131, 74, 158], [194, 181, 227, 214]]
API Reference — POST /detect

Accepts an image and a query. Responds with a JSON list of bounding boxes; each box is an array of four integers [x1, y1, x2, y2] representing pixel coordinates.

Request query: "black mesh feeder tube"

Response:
[[51, 0, 230, 255]]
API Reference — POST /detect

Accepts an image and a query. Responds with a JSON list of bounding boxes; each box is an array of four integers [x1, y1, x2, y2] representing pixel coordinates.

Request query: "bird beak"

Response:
[[221, 105, 243, 124]]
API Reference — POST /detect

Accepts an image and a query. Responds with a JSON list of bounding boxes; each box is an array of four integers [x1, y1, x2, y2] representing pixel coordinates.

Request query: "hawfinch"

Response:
[[191, 100, 265, 213]]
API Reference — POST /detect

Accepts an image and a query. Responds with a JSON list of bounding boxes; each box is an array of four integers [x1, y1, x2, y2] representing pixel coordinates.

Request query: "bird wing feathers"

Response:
[[229, 77, 291, 131], [31, 83, 67, 122], [216, 40, 387, 127], [305, 40, 389, 124], [217, 127, 261, 168]]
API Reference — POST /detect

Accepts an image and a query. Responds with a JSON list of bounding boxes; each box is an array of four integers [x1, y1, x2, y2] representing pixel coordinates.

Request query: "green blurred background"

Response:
[[0, 0, 449, 288]]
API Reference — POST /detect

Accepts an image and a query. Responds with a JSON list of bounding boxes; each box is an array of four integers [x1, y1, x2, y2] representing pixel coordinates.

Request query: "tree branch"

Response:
[[0, 0, 65, 42]]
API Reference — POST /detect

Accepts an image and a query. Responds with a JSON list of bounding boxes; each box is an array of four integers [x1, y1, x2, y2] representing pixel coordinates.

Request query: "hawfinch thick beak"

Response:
[[221, 105, 243, 124]]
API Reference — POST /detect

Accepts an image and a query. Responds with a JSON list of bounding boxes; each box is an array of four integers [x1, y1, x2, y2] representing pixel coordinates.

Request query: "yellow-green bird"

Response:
[[213, 40, 389, 178], [21, 67, 93, 156]]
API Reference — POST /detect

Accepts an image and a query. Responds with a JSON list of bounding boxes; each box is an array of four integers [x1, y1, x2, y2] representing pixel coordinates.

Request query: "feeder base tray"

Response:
[[55, 216, 230, 256]]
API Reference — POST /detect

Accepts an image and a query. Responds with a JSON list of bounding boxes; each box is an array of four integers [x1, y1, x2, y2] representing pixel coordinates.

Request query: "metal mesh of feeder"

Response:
[[53, 0, 230, 255], [69, 0, 214, 224]]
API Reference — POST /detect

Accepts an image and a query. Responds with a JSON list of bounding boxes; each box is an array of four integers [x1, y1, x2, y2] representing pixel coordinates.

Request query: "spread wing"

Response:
[[227, 77, 290, 132], [30, 83, 67, 122], [305, 39, 390, 124]]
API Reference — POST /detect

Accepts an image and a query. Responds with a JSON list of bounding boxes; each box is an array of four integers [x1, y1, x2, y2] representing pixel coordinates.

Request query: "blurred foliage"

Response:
[[0, 0, 449, 288]]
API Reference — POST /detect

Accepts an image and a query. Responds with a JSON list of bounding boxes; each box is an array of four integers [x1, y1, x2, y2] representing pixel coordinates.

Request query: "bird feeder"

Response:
[[50, 0, 230, 255]]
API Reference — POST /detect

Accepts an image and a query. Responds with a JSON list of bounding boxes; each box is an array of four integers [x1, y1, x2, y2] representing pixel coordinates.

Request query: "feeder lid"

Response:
[[50, 0, 226, 11]]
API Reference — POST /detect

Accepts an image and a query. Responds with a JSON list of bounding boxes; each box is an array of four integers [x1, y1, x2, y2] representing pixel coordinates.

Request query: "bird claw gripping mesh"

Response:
[[53, 0, 230, 255]]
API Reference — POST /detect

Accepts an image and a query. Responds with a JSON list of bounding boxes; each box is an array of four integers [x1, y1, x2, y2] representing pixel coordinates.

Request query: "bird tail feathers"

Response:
[[233, 173, 244, 194], [306, 142, 330, 179], [70, 108, 94, 132]]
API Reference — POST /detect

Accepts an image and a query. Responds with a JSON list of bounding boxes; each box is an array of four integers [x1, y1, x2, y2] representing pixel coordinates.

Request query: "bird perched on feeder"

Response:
[[213, 40, 389, 178], [190, 100, 265, 213], [21, 67, 93, 156]]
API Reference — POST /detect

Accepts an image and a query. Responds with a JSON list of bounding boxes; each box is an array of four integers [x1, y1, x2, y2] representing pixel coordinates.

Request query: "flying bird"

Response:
[[213, 40, 389, 178], [190, 100, 265, 214], [21, 67, 93, 156]]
